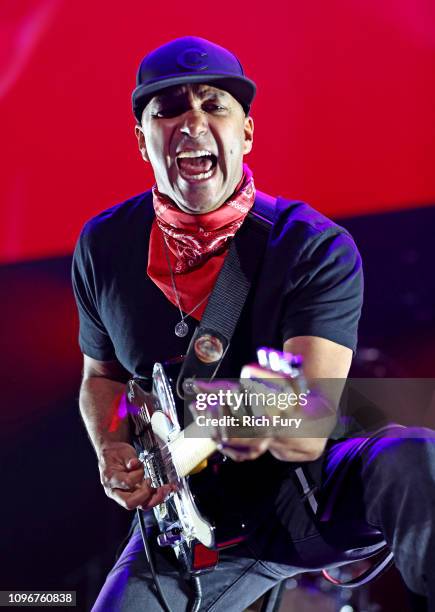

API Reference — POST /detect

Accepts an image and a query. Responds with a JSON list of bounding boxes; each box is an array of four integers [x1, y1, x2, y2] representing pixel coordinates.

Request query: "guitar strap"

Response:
[[176, 192, 278, 398]]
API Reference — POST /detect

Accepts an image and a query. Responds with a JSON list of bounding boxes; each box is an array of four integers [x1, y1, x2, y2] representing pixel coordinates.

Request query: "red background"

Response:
[[1, 4, 434, 605], [1, 0, 434, 263]]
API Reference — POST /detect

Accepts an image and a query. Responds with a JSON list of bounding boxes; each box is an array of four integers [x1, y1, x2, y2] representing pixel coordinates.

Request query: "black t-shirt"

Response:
[[71, 189, 363, 536], [72, 189, 363, 378]]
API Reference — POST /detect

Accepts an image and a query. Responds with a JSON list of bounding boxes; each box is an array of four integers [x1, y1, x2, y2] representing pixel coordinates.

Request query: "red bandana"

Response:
[[147, 164, 255, 320]]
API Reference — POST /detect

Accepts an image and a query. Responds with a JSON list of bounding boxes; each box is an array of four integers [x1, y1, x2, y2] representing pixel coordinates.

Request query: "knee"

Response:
[[365, 427, 435, 482]]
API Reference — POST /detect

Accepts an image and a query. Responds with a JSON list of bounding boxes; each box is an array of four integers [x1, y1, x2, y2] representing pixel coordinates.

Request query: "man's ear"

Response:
[[134, 125, 149, 162], [243, 115, 254, 155]]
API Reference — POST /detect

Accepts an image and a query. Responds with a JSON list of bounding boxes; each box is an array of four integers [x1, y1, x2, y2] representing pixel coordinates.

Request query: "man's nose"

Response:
[[179, 110, 208, 139]]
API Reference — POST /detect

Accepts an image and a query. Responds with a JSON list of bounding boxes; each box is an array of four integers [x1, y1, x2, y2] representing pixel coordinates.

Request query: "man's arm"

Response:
[[283, 335, 352, 380], [220, 223, 361, 464], [267, 335, 352, 462], [80, 355, 172, 510], [218, 335, 352, 464]]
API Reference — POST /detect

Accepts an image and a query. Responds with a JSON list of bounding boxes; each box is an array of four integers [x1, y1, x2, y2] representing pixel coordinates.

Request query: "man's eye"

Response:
[[151, 103, 226, 117], [204, 103, 226, 113], [152, 107, 183, 118]]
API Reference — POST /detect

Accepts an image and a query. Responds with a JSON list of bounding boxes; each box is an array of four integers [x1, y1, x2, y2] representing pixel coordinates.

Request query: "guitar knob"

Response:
[[157, 527, 183, 547]]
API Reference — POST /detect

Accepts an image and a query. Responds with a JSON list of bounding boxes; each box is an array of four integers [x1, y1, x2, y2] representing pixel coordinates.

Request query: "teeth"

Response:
[[177, 150, 213, 159], [182, 169, 214, 180]]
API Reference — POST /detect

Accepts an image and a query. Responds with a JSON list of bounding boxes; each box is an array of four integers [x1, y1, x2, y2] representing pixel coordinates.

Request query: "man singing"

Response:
[[72, 36, 434, 611]]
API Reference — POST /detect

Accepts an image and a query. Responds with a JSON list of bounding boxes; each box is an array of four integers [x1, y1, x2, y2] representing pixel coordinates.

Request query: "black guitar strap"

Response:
[[176, 192, 278, 398]]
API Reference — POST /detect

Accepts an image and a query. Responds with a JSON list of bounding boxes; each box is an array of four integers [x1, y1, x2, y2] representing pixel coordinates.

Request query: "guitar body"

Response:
[[127, 350, 305, 575]]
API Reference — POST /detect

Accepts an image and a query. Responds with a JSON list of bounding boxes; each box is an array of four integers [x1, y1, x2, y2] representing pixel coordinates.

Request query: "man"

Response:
[[72, 36, 434, 611]]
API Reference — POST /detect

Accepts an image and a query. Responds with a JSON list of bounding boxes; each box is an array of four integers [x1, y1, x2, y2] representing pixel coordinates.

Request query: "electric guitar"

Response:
[[127, 348, 309, 575]]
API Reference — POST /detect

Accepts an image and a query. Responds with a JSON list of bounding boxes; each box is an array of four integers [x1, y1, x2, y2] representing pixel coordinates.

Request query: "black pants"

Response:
[[93, 425, 435, 611]]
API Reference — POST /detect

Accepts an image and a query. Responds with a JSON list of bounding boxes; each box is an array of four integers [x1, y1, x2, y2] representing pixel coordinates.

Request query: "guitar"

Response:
[[127, 348, 308, 575]]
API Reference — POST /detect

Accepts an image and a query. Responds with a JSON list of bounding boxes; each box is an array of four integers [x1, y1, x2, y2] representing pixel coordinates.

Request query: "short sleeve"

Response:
[[71, 227, 117, 361], [280, 229, 363, 352]]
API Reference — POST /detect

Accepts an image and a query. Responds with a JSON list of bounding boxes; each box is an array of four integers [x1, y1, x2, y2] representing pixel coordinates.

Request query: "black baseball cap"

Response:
[[132, 36, 256, 121]]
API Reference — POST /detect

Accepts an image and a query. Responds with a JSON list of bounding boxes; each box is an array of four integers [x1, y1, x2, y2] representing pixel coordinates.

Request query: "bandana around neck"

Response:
[[147, 164, 255, 320]]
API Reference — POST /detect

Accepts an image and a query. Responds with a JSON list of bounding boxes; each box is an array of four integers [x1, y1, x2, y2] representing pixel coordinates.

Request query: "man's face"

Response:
[[135, 84, 254, 214]]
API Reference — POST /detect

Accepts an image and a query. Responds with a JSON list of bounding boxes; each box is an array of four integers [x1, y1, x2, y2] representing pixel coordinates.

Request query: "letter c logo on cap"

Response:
[[177, 48, 208, 71]]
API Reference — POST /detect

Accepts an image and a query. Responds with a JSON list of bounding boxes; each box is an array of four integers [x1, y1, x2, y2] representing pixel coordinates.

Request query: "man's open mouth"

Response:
[[176, 150, 218, 181]]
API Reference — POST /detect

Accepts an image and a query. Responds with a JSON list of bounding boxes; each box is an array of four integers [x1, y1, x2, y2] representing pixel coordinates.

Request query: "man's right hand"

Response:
[[98, 441, 173, 511]]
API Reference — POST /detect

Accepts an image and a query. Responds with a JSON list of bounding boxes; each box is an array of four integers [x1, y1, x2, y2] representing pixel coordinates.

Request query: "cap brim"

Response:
[[132, 73, 256, 121]]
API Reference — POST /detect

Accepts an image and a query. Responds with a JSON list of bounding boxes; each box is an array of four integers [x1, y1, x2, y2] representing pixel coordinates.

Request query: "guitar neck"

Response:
[[168, 421, 217, 478]]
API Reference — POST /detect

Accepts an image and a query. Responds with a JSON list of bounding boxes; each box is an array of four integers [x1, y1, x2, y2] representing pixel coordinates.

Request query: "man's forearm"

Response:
[[79, 376, 130, 454], [79, 373, 168, 511]]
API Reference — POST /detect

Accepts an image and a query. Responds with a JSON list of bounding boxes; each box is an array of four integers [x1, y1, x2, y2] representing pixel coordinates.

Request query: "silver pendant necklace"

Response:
[[162, 236, 211, 338]]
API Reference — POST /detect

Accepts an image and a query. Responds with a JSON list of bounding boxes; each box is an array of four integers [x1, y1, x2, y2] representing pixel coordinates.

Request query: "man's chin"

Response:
[[174, 185, 227, 215], [176, 198, 225, 215]]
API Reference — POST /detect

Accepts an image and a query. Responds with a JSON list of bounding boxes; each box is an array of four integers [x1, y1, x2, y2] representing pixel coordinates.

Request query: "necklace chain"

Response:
[[162, 236, 210, 337]]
